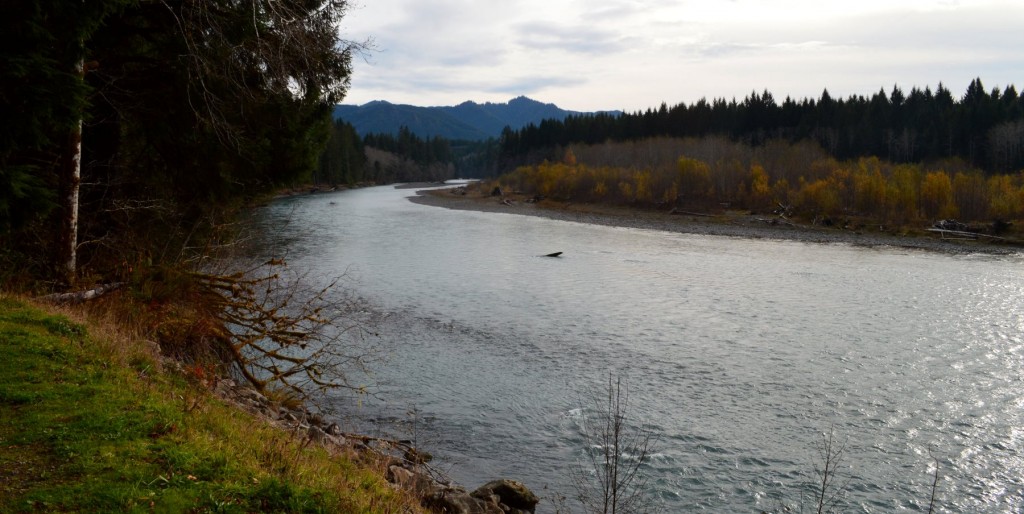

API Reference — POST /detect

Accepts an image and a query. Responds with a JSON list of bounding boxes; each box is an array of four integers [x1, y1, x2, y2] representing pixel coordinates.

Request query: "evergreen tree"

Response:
[[317, 120, 366, 185], [1, 0, 360, 284]]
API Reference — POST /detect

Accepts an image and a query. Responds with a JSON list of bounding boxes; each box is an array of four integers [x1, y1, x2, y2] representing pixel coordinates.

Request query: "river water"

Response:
[[248, 184, 1024, 512]]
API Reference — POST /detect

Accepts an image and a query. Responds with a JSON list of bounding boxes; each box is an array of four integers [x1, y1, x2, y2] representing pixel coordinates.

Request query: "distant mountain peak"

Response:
[[334, 96, 610, 140]]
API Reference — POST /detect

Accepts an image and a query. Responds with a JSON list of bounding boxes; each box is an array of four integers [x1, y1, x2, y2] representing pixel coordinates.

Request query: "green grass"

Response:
[[0, 296, 419, 513]]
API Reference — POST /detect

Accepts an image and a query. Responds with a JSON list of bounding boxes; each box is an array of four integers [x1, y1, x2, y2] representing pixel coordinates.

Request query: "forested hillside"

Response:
[[316, 123, 457, 184], [1, 0, 358, 288], [500, 80, 1024, 173]]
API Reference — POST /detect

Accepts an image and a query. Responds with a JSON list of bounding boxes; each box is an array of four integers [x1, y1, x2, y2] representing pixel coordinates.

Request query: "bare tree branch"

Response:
[[572, 373, 658, 514], [157, 0, 371, 147], [186, 259, 379, 405], [813, 424, 849, 514]]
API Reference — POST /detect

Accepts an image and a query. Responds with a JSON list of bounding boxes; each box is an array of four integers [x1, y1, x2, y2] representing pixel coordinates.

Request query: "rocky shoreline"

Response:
[[409, 187, 1024, 256], [210, 373, 539, 514]]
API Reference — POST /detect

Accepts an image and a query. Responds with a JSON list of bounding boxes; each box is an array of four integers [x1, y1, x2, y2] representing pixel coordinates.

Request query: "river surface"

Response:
[[248, 184, 1024, 513]]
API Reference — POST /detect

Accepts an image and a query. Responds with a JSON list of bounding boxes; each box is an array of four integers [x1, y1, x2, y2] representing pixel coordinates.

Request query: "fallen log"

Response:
[[926, 228, 1007, 241], [39, 282, 125, 304]]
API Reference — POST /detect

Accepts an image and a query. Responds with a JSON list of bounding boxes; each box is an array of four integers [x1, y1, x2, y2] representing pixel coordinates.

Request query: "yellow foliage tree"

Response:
[[795, 178, 841, 215], [987, 174, 1024, 220], [920, 171, 957, 220], [498, 140, 1024, 228], [677, 157, 712, 201], [748, 164, 771, 209], [887, 165, 920, 222], [633, 170, 654, 203], [852, 158, 887, 215]]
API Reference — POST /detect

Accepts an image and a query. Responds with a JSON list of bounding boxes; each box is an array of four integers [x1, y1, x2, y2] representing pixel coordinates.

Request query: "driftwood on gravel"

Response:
[[39, 282, 125, 304], [668, 208, 714, 217], [927, 228, 1008, 241], [755, 217, 796, 227]]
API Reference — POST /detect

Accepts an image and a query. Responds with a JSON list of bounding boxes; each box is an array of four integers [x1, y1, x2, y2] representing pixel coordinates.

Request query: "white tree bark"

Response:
[[60, 55, 84, 285]]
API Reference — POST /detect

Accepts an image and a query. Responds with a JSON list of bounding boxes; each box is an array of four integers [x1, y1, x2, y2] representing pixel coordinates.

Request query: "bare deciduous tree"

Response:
[[572, 374, 658, 514]]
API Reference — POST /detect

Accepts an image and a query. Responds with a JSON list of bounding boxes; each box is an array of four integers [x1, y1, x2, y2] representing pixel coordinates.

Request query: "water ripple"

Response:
[[249, 186, 1024, 513]]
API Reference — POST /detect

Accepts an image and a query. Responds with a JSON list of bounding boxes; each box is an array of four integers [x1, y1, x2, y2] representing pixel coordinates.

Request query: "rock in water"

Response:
[[426, 490, 503, 514], [471, 479, 540, 513]]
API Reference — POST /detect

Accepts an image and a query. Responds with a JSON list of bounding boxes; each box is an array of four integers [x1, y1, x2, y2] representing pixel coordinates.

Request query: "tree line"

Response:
[[316, 123, 458, 185], [499, 137, 1024, 227], [499, 79, 1024, 174], [316, 121, 513, 184]]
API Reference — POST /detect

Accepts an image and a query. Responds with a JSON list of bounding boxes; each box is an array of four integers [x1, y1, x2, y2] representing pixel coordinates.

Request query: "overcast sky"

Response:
[[338, 0, 1024, 112]]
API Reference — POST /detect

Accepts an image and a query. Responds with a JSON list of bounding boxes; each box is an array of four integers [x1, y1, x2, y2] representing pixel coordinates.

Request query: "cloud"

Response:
[[514, 21, 628, 55], [340, 0, 1024, 111], [484, 75, 589, 95]]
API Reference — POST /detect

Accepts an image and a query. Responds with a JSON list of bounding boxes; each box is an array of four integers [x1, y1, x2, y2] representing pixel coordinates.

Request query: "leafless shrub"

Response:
[[811, 424, 849, 514], [571, 374, 659, 514], [926, 453, 941, 514]]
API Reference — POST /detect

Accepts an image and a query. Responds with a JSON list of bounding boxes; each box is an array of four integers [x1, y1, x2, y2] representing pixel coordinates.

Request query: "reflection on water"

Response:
[[248, 185, 1024, 512]]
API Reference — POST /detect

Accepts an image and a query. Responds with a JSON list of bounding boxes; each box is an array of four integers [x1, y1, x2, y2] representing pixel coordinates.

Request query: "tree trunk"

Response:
[[59, 55, 85, 286]]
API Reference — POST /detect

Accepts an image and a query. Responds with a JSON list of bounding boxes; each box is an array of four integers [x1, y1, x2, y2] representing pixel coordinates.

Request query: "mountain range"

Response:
[[333, 96, 617, 141]]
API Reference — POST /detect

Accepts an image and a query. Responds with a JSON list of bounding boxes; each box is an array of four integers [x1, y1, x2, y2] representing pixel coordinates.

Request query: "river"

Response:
[[248, 184, 1024, 512]]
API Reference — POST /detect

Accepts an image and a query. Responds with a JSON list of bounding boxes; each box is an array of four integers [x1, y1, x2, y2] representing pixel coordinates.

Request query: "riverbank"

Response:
[[0, 296, 540, 513], [0, 295, 426, 512], [410, 185, 1024, 255]]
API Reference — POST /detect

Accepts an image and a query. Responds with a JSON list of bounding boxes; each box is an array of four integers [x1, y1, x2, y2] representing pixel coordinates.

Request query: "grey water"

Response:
[[248, 184, 1024, 512]]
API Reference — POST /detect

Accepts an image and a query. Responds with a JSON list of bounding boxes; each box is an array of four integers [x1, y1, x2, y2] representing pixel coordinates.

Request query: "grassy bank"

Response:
[[0, 295, 421, 513]]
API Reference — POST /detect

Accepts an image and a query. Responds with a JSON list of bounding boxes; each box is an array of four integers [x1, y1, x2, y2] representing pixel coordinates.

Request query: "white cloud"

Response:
[[339, 0, 1024, 111]]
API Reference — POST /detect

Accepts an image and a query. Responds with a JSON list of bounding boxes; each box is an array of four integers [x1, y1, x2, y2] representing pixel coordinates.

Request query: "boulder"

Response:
[[471, 479, 539, 513], [425, 489, 503, 514], [306, 425, 327, 445], [387, 465, 436, 495]]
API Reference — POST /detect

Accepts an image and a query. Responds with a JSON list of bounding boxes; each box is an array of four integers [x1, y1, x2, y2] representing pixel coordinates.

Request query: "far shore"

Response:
[[409, 186, 1024, 256]]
